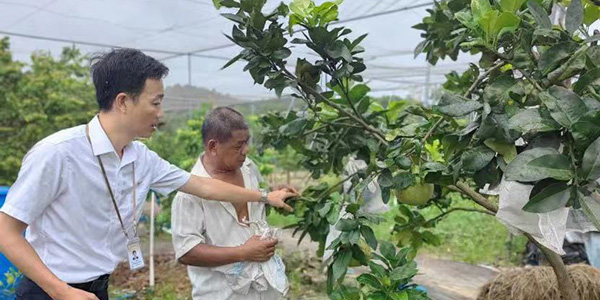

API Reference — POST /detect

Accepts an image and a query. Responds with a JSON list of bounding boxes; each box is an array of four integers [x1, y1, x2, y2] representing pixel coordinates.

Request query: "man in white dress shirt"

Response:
[[0, 49, 296, 300], [172, 107, 290, 299]]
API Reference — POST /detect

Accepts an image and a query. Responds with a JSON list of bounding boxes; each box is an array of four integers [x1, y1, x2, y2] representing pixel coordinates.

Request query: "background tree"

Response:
[[0, 38, 97, 185]]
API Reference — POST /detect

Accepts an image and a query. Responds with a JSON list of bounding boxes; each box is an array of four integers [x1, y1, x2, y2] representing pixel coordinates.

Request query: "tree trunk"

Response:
[[525, 233, 580, 300], [451, 182, 581, 300]]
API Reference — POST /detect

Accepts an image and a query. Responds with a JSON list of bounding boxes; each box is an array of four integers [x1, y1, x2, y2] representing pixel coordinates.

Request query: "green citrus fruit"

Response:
[[395, 183, 434, 206]]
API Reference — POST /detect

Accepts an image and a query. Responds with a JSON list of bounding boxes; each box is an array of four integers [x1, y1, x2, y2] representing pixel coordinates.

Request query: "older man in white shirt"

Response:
[[0, 49, 296, 300], [172, 107, 290, 300]]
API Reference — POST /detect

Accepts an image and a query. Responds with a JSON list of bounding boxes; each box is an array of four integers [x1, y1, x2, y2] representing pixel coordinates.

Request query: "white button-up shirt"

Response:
[[171, 157, 282, 300], [0, 116, 190, 283]]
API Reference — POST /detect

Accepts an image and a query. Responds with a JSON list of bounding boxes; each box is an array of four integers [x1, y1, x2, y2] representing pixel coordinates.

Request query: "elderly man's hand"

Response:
[[266, 189, 298, 212], [270, 184, 299, 194], [240, 235, 278, 262]]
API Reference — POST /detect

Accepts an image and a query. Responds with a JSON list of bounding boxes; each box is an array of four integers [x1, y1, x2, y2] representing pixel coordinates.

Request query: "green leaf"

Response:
[[527, 0, 552, 29], [526, 154, 574, 181], [421, 231, 441, 246], [580, 136, 600, 181], [583, 3, 600, 26], [472, 0, 493, 20], [336, 218, 359, 231], [572, 111, 600, 151], [221, 53, 243, 69], [290, 0, 313, 18], [435, 93, 483, 117], [360, 226, 378, 250], [500, 0, 526, 12], [494, 12, 521, 39], [566, 0, 584, 35], [539, 86, 587, 128], [279, 118, 308, 135], [318, 202, 332, 217], [368, 261, 387, 278], [574, 67, 600, 94], [484, 138, 517, 163], [352, 33, 368, 50], [379, 242, 396, 260], [326, 40, 352, 62], [392, 172, 416, 190], [483, 75, 517, 106], [579, 190, 600, 231], [523, 183, 571, 213], [505, 147, 564, 181], [462, 146, 496, 173], [390, 261, 418, 281], [378, 169, 394, 188], [218, 0, 240, 8], [272, 48, 292, 60], [508, 108, 561, 133], [332, 248, 352, 281], [221, 13, 244, 24], [356, 273, 383, 289], [348, 84, 370, 103], [391, 291, 409, 300], [538, 42, 579, 75]]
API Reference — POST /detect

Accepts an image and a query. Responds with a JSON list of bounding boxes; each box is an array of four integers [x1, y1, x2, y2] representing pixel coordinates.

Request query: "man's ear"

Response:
[[206, 140, 218, 155], [114, 92, 130, 114]]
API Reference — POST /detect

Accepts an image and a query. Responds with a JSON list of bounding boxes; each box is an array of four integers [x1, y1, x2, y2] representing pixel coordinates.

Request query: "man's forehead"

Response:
[[231, 129, 250, 138]]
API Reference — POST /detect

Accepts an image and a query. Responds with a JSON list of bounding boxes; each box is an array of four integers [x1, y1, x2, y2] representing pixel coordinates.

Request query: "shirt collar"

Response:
[[87, 115, 137, 166], [192, 154, 255, 224], [191, 155, 252, 177]]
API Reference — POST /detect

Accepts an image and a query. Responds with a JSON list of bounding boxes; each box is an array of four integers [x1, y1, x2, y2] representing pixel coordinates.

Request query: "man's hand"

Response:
[[53, 285, 99, 300], [267, 189, 298, 212], [270, 184, 299, 194], [239, 236, 278, 262]]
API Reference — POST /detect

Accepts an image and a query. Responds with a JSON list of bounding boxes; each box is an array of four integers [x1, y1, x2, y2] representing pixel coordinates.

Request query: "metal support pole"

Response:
[[149, 192, 155, 287], [423, 64, 431, 106], [187, 53, 192, 86]]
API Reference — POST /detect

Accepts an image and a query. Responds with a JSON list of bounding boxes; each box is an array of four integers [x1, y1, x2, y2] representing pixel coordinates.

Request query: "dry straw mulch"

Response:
[[478, 264, 600, 300]]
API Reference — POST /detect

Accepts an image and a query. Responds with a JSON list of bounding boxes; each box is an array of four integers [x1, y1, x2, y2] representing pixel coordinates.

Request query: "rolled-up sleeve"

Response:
[[0, 142, 65, 224], [140, 144, 191, 196], [171, 191, 206, 260]]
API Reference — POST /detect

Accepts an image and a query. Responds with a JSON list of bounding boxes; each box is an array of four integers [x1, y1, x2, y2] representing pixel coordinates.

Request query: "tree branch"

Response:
[[447, 182, 498, 214], [464, 62, 506, 98], [422, 117, 443, 143], [276, 63, 389, 145], [334, 77, 364, 123], [424, 207, 494, 227], [494, 53, 544, 91], [317, 170, 361, 200]]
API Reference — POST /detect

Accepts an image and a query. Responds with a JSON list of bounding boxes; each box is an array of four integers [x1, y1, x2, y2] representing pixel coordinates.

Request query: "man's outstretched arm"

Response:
[[179, 175, 296, 211]]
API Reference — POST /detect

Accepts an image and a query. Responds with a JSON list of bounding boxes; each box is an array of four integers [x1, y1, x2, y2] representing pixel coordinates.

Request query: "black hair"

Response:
[[90, 48, 169, 111], [202, 107, 249, 145]]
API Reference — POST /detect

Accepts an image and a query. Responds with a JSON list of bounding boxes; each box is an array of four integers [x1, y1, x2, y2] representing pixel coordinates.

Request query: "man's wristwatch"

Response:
[[259, 188, 269, 204]]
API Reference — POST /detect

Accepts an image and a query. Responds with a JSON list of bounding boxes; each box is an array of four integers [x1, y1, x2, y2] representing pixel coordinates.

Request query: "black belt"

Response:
[[69, 274, 110, 292]]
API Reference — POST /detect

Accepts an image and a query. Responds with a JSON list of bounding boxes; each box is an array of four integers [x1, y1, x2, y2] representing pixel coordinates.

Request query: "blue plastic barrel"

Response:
[[0, 186, 21, 299]]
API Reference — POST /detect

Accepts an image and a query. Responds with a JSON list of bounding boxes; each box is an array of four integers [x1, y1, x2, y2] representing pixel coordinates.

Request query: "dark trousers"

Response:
[[16, 275, 109, 300]]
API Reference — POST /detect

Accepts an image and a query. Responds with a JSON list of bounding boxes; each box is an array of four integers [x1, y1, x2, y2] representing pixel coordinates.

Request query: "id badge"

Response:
[[126, 237, 145, 270]]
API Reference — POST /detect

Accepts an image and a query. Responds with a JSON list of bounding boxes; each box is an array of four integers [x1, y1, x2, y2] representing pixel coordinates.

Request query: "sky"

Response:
[[0, 0, 476, 103]]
